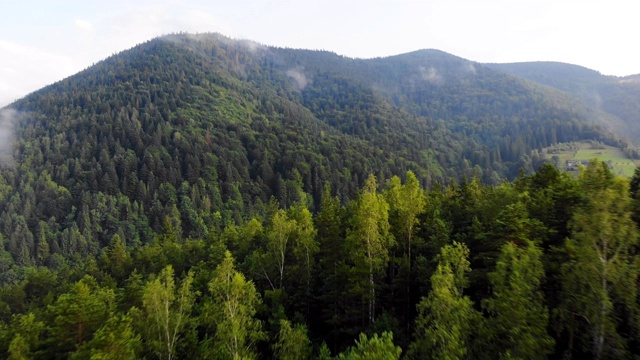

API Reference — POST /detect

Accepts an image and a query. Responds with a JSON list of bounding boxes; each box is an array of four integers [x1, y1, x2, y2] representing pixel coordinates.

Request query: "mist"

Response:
[[0, 109, 17, 167], [287, 68, 309, 90]]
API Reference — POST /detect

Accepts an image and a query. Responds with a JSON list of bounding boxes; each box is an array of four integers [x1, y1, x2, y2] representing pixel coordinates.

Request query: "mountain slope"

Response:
[[487, 61, 640, 145], [0, 33, 627, 270]]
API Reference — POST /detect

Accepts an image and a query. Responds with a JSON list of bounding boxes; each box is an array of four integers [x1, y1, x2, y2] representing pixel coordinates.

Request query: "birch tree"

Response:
[[207, 250, 265, 360], [483, 240, 554, 360], [558, 161, 638, 359], [408, 242, 479, 360], [273, 319, 312, 360], [347, 174, 393, 325], [142, 265, 195, 360]]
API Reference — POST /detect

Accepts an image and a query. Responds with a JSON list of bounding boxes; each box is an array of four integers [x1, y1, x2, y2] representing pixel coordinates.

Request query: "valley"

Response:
[[543, 141, 638, 176]]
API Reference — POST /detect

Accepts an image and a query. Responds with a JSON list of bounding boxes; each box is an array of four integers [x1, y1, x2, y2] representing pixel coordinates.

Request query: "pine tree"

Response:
[[47, 276, 115, 357]]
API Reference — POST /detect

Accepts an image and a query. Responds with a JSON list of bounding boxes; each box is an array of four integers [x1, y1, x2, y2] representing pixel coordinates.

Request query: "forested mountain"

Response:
[[487, 61, 640, 146], [0, 32, 627, 267], [1, 33, 640, 359]]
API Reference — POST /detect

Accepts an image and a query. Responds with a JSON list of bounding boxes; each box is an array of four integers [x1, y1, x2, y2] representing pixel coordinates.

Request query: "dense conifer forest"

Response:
[[1, 33, 640, 359]]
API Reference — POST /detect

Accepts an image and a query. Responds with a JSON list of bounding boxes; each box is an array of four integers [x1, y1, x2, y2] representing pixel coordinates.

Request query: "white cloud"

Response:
[[0, 40, 76, 107], [75, 19, 95, 33]]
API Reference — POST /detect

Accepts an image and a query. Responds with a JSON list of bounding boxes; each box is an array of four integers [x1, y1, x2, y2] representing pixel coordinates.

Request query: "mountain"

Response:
[[0, 33, 629, 269], [487, 61, 640, 146]]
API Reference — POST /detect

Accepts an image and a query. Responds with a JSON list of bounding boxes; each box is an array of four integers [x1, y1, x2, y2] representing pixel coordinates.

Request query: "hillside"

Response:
[[0, 32, 628, 268], [487, 61, 640, 145], [1, 33, 640, 359]]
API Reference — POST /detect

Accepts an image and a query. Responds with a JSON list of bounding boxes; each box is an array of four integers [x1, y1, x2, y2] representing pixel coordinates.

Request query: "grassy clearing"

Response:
[[542, 141, 638, 177]]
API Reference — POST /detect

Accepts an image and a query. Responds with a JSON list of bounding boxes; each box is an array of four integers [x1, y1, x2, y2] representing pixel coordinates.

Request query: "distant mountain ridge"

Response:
[[486, 61, 640, 145]]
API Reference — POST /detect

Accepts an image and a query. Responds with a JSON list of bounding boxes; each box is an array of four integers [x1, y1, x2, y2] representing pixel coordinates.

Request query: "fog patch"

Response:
[[463, 63, 477, 75], [420, 66, 443, 85], [287, 68, 309, 90], [238, 39, 265, 55], [0, 108, 17, 167]]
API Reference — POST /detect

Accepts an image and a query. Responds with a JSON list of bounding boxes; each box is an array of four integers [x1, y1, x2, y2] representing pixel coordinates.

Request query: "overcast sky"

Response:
[[1, 0, 638, 107]]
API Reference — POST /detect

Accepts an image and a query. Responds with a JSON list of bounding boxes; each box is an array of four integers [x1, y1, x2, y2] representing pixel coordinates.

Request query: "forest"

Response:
[[1, 33, 640, 359], [0, 162, 638, 359]]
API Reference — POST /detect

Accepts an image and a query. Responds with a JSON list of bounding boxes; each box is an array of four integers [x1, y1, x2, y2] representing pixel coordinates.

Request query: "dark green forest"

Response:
[[0, 33, 640, 359], [1, 163, 640, 359]]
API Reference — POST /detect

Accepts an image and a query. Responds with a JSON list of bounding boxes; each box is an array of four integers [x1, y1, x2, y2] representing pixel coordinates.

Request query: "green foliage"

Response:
[[0, 32, 627, 273], [273, 319, 312, 360], [205, 250, 265, 360], [408, 242, 479, 360], [489, 62, 640, 149], [46, 275, 116, 357], [557, 161, 639, 359], [346, 175, 393, 325], [483, 241, 554, 360], [6, 313, 44, 360], [142, 265, 195, 360], [0, 161, 637, 358], [2, 36, 640, 358], [336, 332, 401, 360], [71, 313, 141, 360], [8, 334, 30, 360]]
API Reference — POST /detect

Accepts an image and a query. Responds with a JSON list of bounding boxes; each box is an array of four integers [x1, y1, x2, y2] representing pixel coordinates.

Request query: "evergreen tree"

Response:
[[47, 276, 115, 358], [315, 184, 349, 350]]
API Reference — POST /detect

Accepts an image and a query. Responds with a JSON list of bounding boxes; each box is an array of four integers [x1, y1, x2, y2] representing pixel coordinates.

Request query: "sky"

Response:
[[1, 0, 639, 107]]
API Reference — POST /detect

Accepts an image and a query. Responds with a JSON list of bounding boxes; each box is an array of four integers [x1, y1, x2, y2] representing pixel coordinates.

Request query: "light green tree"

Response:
[[558, 161, 639, 360], [206, 250, 265, 360], [287, 202, 319, 316], [273, 319, 312, 360], [142, 265, 195, 360], [71, 313, 141, 360], [408, 242, 479, 360], [483, 240, 554, 360], [267, 209, 296, 289], [7, 313, 44, 359], [347, 174, 393, 325], [48, 276, 115, 356], [385, 171, 426, 261], [336, 332, 402, 360], [385, 171, 426, 325], [8, 334, 30, 360]]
